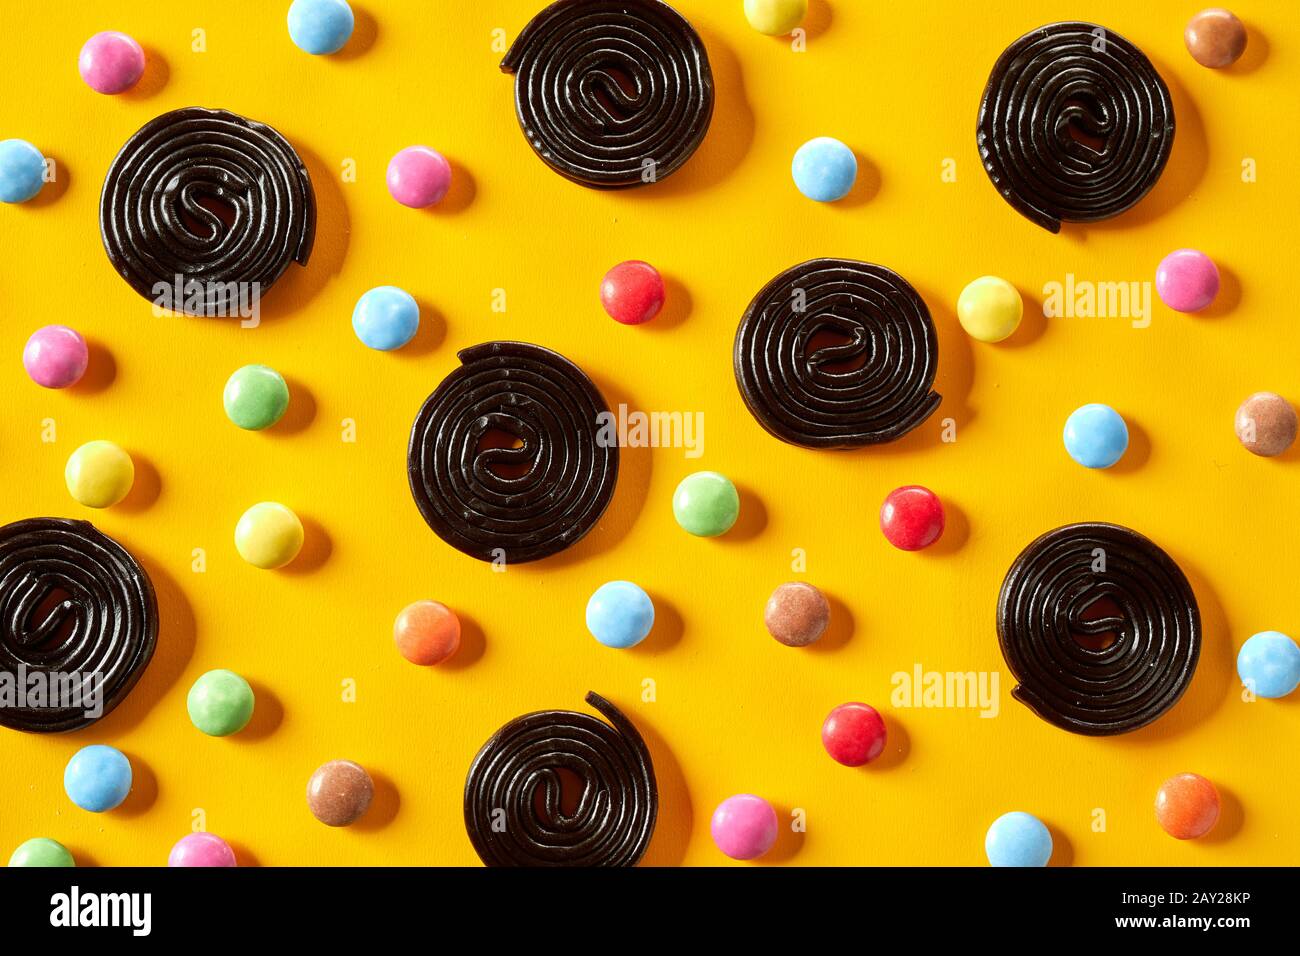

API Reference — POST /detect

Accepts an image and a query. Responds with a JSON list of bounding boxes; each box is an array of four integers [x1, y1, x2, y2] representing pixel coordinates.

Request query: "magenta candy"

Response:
[[167, 832, 236, 867], [1156, 249, 1220, 313], [387, 146, 452, 208], [78, 31, 145, 95], [711, 794, 779, 860], [23, 325, 89, 389]]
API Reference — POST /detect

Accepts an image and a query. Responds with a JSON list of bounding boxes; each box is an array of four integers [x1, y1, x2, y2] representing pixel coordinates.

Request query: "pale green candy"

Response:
[[9, 838, 75, 867], [223, 365, 289, 430], [673, 471, 740, 537], [187, 669, 255, 736]]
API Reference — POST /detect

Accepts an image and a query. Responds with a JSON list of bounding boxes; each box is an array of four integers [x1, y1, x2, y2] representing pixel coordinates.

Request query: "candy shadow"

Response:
[[1069, 59, 1206, 236], [1107, 417, 1151, 475], [282, 516, 332, 575], [237, 679, 283, 741], [803, 0, 833, 41], [637, 711, 692, 866], [645, 27, 754, 197], [333, 8, 378, 61], [115, 753, 157, 817], [439, 611, 486, 670], [115, 454, 161, 513], [397, 298, 446, 357], [226, 840, 261, 867], [996, 287, 1048, 349], [870, 717, 910, 771], [924, 499, 969, 557], [723, 484, 766, 542], [435, 160, 476, 214], [807, 592, 853, 653], [763, 807, 805, 863], [1227, 25, 1268, 75], [270, 375, 316, 435], [70, 340, 116, 395], [91, 552, 196, 736], [256, 143, 350, 323], [124, 47, 168, 100], [1201, 783, 1244, 843], [63, 845, 102, 867], [637, 592, 684, 655], [833, 152, 880, 208], [1198, 263, 1241, 319], [1046, 820, 1074, 866], [26, 156, 69, 208], [352, 769, 399, 831], [647, 275, 691, 331]]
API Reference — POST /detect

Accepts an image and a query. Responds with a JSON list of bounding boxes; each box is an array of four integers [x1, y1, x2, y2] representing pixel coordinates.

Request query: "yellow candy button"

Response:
[[744, 0, 808, 36], [957, 276, 1023, 343], [235, 502, 304, 570], [64, 440, 134, 508]]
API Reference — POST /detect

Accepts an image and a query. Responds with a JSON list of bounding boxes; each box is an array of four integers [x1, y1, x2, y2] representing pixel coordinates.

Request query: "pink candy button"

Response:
[[167, 832, 237, 867], [23, 325, 89, 389], [711, 793, 779, 860], [78, 31, 146, 95], [386, 146, 452, 208], [1156, 249, 1220, 313]]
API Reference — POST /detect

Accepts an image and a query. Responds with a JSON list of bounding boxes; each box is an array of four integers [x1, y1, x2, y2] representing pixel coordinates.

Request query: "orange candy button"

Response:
[[1155, 773, 1220, 840], [393, 600, 461, 666]]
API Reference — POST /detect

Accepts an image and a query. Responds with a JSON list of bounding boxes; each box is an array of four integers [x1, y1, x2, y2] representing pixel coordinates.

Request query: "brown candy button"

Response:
[[1185, 8, 1247, 69], [764, 582, 830, 647], [306, 759, 374, 827], [1235, 392, 1297, 457]]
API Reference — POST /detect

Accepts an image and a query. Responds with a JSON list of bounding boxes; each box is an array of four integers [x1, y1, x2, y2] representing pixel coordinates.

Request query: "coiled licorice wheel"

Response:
[[464, 692, 657, 867], [734, 258, 941, 449], [997, 522, 1200, 736], [0, 518, 158, 734], [407, 341, 618, 564], [977, 22, 1175, 232], [501, 0, 714, 188], [100, 106, 316, 315]]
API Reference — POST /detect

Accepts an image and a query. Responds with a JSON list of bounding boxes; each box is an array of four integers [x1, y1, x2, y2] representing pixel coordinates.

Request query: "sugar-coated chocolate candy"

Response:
[[307, 759, 373, 827], [880, 485, 945, 551], [387, 146, 452, 208], [998, 523, 1200, 735], [1155, 773, 1220, 839], [0, 139, 45, 204], [78, 31, 145, 94], [957, 276, 1023, 343], [0, 517, 157, 733], [1185, 8, 1247, 68], [187, 669, 255, 736], [673, 471, 739, 537], [1156, 249, 1219, 313], [353, 286, 419, 351], [235, 502, 304, 570], [8, 838, 75, 867], [1234, 392, 1297, 457], [65, 441, 134, 509], [224, 365, 290, 430], [1063, 403, 1128, 469], [764, 582, 829, 647], [744, 0, 807, 35], [791, 137, 857, 202], [168, 832, 237, 867], [288, 0, 355, 55], [600, 260, 665, 325], [985, 811, 1052, 866], [586, 581, 655, 649], [64, 745, 132, 813], [711, 794, 778, 861], [978, 23, 1174, 232], [23, 325, 89, 389], [393, 600, 461, 665], [822, 703, 886, 766], [1237, 631, 1300, 699]]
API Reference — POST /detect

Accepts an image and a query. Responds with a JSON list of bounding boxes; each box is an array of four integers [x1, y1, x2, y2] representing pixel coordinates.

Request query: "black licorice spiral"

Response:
[[977, 22, 1175, 233], [734, 258, 941, 449], [464, 692, 658, 867], [408, 341, 619, 564], [0, 518, 158, 734], [997, 522, 1200, 736], [100, 107, 316, 315], [501, 0, 714, 188]]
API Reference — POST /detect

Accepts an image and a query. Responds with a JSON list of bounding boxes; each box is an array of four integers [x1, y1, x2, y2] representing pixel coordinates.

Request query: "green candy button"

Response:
[[673, 471, 740, 537], [223, 365, 289, 430], [8, 838, 75, 867], [187, 669, 255, 736]]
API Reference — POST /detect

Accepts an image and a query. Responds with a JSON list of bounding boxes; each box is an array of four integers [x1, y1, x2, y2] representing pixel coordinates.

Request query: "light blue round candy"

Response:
[[985, 811, 1052, 867], [586, 581, 655, 649], [63, 745, 132, 813], [791, 136, 857, 202], [1063, 403, 1129, 468], [288, 0, 355, 55], [0, 139, 46, 204], [353, 286, 419, 350], [1237, 630, 1300, 699]]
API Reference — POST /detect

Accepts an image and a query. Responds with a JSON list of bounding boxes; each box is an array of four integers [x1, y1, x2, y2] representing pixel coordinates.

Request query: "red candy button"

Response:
[[880, 485, 945, 551], [600, 260, 665, 325], [821, 702, 887, 766]]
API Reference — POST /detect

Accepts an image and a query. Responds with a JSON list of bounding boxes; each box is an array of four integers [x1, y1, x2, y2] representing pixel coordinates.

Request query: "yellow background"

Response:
[[1, 0, 1295, 866]]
